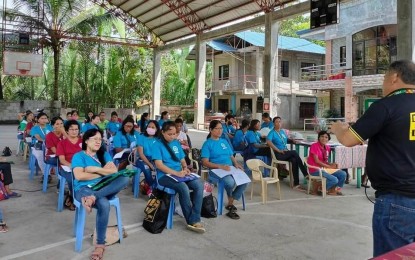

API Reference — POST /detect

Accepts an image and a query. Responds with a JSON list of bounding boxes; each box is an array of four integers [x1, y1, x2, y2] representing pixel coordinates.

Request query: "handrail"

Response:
[[300, 62, 346, 82], [303, 117, 345, 131]]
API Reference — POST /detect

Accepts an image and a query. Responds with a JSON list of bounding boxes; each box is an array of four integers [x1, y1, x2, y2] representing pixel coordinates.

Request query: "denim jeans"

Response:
[[45, 156, 58, 166], [59, 169, 73, 195], [0, 207, 3, 221], [310, 169, 346, 189], [75, 176, 129, 245], [372, 193, 415, 257], [209, 172, 248, 201], [135, 158, 154, 188], [158, 176, 203, 225], [275, 150, 308, 186]]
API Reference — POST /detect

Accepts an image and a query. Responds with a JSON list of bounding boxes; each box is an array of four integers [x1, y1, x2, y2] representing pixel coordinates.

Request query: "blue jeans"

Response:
[[75, 176, 129, 245], [59, 169, 73, 195], [210, 172, 248, 201], [310, 169, 346, 189], [0, 208, 3, 221], [135, 158, 154, 188], [45, 156, 58, 166], [372, 193, 415, 257], [158, 176, 203, 225]]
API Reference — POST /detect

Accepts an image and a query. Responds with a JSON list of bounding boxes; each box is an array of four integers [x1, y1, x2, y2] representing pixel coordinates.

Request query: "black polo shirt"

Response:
[[350, 91, 415, 197]]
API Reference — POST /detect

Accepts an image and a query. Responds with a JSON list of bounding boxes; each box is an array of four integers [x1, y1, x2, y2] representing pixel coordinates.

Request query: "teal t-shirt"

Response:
[[106, 121, 121, 135], [138, 135, 158, 158], [232, 129, 247, 150], [245, 130, 261, 153], [30, 125, 53, 142], [267, 129, 288, 150], [71, 151, 113, 191], [81, 123, 98, 134], [152, 139, 184, 179], [113, 131, 141, 149], [201, 138, 233, 166]]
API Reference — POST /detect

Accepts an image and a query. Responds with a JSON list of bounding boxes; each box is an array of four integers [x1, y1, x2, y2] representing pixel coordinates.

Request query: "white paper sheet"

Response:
[[61, 165, 71, 172], [113, 148, 131, 159], [211, 166, 251, 186]]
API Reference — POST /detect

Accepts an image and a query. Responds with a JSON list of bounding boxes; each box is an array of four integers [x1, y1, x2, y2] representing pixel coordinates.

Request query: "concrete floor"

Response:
[[0, 125, 375, 260]]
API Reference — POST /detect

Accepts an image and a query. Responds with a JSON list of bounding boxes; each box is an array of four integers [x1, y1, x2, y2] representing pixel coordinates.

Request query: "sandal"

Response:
[[0, 222, 8, 233], [293, 185, 306, 192], [225, 205, 237, 211], [90, 244, 105, 260], [226, 210, 240, 220], [8, 192, 22, 198], [186, 222, 205, 233], [82, 195, 96, 214]]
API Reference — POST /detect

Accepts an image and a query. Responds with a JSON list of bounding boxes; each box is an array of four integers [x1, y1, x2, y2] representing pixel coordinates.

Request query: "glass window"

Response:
[[299, 103, 315, 118], [219, 65, 229, 80], [281, 60, 289, 78], [340, 46, 346, 66]]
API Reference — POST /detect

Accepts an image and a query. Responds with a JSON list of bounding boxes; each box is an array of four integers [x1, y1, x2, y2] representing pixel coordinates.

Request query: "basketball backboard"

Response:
[[3, 51, 43, 76]]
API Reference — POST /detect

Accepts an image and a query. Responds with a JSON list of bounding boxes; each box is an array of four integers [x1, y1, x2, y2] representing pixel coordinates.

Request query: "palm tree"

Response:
[[6, 0, 115, 100]]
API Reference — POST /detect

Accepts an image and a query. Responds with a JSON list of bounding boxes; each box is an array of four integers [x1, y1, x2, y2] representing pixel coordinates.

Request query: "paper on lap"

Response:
[[211, 166, 251, 185]]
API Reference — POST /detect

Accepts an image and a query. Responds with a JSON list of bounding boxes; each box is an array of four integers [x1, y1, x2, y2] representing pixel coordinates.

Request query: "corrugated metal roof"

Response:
[[207, 40, 237, 52], [104, 0, 298, 44], [234, 31, 326, 54]]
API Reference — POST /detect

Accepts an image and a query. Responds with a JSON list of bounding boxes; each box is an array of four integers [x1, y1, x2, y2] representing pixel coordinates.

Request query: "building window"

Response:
[[281, 60, 289, 77], [219, 65, 229, 80], [299, 102, 315, 118], [218, 99, 229, 114], [340, 46, 346, 66]]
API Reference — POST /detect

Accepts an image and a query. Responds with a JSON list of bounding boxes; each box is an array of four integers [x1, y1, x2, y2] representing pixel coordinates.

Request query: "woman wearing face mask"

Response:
[[136, 120, 160, 192], [153, 121, 205, 233]]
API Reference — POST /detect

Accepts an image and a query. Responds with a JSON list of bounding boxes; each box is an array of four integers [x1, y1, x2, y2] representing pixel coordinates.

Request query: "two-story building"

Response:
[[190, 30, 325, 128], [298, 0, 397, 121]]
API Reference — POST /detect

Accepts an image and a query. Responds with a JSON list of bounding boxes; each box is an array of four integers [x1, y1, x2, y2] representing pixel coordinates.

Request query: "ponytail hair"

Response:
[[160, 121, 180, 162], [249, 119, 260, 131], [82, 129, 106, 166], [207, 120, 222, 139]]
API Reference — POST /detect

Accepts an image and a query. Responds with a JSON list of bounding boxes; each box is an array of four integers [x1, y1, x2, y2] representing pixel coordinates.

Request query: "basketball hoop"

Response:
[[19, 69, 29, 75]]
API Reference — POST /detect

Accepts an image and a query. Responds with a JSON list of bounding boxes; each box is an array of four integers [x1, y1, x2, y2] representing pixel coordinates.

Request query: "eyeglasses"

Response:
[[89, 137, 103, 143], [68, 128, 79, 131], [125, 124, 134, 128]]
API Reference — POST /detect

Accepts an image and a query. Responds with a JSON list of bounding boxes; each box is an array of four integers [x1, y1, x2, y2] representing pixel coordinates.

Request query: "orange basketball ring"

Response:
[[19, 69, 29, 75]]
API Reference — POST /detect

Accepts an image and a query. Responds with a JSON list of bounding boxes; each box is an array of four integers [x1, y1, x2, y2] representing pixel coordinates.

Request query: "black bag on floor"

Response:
[[2, 146, 12, 156], [143, 189, 170, 234], [201, 194, 217, 218]]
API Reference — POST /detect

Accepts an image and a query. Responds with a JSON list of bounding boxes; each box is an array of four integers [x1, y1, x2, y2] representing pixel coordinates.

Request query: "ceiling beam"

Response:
[[157, 1, 309, 52]]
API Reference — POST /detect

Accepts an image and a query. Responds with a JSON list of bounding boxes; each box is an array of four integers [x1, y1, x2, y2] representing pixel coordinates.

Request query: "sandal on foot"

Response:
[[0, 222, 8, 233], [186, 222, 205, 233], [226, 210, 240, 220], [90, 244, 105, 260], [293, 185, 306, 192], [82, 195, 96, 214], [225, 205, 237, 211], [8, 192, 22, 198]]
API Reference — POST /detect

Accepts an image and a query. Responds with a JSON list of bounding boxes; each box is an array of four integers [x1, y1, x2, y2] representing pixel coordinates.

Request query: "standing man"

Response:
[[331, 60, 415, 257]]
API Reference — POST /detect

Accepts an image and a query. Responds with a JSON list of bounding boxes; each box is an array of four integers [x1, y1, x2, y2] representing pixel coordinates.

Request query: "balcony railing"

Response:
[[213, 75, 257, 93], [300, 62, 347, 82]]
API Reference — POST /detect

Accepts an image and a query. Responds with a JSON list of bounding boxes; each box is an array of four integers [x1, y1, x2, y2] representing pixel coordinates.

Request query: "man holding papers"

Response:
[[201, 120, 249, 220]]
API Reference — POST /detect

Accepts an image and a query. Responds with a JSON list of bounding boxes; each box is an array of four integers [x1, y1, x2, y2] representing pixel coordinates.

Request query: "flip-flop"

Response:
[[226, 210, 240, 220], [0, 222, 8, 233], [8, 192, 22, 198], [225, 205, 237, 211]]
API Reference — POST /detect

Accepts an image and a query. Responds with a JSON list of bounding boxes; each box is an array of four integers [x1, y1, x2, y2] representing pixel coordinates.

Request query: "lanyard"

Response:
[[84, 151, 101, 165], [386, 88, 415, 97], [275, 129, 286, 147]]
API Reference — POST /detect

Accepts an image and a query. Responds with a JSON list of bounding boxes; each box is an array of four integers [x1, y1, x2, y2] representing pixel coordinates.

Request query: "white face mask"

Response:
[[146, 128, 156, 136]]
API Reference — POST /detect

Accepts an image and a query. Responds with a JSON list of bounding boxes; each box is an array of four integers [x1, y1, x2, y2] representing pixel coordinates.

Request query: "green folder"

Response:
[[91, 169, 137, 191]]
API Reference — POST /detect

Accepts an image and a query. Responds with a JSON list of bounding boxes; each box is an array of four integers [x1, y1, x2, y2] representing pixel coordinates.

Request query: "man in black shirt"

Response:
[[331, 60, 415, 257]]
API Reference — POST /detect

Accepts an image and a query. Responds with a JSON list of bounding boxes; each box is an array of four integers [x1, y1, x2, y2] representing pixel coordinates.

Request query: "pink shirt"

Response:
[[306, 142, 330, 173], [45, 132, 64, 159]]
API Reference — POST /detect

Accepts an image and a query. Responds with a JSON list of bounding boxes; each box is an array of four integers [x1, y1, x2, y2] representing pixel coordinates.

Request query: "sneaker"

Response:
[[186, 223, 205, 233]]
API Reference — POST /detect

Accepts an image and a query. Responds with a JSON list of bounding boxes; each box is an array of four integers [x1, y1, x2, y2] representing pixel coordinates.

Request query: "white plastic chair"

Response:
[[269, 147, 293, 188], [246, 159, 282, 204], [304, 157, 327, 198]]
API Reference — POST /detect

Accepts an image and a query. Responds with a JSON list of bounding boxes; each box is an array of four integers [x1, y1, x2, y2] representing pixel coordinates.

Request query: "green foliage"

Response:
[[323, 108, 341, 118]]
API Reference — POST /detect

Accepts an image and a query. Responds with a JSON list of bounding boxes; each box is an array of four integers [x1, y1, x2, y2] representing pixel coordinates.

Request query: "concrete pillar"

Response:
[[325, 40, 332, 75], [256, 50, 263, 94], [346, 35, 353, 69], [194, 35, 206, 129], [344, 71, 357, 122], [151, 50, 161, 119], [397, 0, 415, 61], [263, 13, 279, 117]]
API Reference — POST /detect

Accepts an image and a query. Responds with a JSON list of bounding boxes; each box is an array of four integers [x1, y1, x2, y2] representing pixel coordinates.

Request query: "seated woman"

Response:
[[106, 111, 121, 138], [232, 119, 249, 151], [112, 117, 141, 170], [136, 120, 160, 193], [72, 129, 129, 260], [0, 158, 21, 197], [56, 120, 83, 210], [306, 131, 346, 195], [245, 119, 271, 161], [266, 116, 308, 190], [201, 120, 248, 220], [45, 117, 66, 165], [137, 112, 149, 134], [30, 112, 53, 175], [152, 121, 205, 233], [81, 114, 100, 134], [24, 112, 35, 137]]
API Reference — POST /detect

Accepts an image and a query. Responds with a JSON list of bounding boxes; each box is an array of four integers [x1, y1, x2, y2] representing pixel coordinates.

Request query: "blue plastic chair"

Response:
[[208, 172, 246, 216], [28, 147, 39, 179], [42, 144, 59, 192], [155, 175, 176, 229], [71, 172, 123, 252], [57, 172, 67, 212]]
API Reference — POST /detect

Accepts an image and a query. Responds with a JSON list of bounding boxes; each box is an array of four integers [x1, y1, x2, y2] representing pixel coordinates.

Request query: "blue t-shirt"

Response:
[[138, 135, 158, 158], [232, 129, 247, 150], [30, 124, 53, 142], [158, 119, 171, 129], [201, 138, 233, 166], [113, 131, 140, 149], [71, 151, 113, 191], [106, 121, 121, 135], [267, 129, 288, 150], [245, 130, 261, 153], [261, 121, 273, 129], [152, 139, 184, 179], [81, 123, 98, 134]]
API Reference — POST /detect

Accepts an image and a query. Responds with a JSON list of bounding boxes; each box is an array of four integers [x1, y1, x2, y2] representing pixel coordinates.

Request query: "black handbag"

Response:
[[34, 141, 43, 150], [143, 189, 170, 234], [201, 194, 217, 218]]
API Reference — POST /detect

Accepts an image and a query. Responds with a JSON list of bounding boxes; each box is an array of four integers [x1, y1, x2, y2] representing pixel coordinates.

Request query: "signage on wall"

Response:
[[310, 0, 339, 29], [263, 103, 270, 111]]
